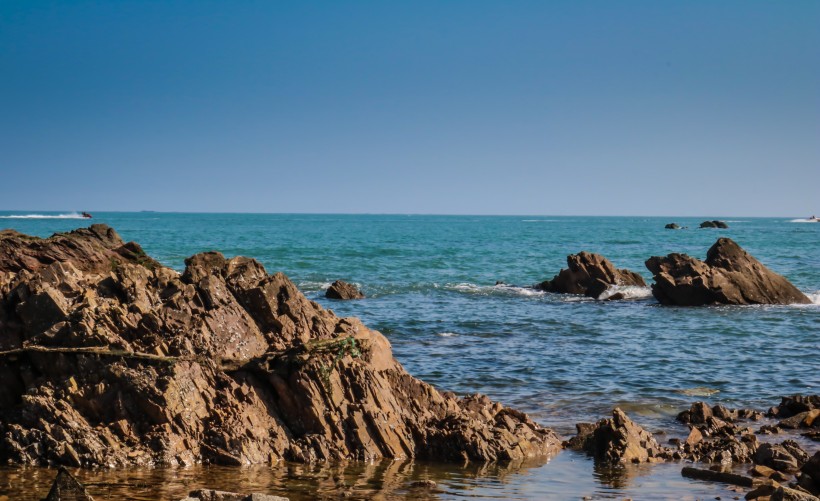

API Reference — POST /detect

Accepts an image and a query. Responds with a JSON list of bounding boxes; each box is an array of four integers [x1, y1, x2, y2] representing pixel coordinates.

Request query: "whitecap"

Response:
[[597, 285, 654, 301], [437, 332, 458, 337], [0, 213, 87, 219]]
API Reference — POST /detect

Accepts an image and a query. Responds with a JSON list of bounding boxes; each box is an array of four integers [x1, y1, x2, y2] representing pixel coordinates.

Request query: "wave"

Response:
[[0, 213, 88, 219], [521, 219, 559, 222], [806, 291, 820, 305], [448, 282, 546, 297], [437, 332, 458, 337], [597, 285, 654, 301]]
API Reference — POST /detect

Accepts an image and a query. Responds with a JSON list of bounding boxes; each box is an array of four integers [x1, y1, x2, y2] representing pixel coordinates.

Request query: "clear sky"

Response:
[[1, 1, 818, 216]]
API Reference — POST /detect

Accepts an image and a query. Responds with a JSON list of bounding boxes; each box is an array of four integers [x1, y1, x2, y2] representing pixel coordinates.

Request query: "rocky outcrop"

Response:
[[645, 238, 811, 305], [535, 252, 646, 299], [0, 225, 561, 468], [325, 280, 364, 300], [568, 408, 670, 463], [665, 223, 681, 230], [700, 220, 729, 229]]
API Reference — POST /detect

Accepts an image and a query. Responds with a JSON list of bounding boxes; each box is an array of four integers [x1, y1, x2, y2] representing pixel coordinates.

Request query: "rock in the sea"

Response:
[[755, 442, 805, 473], [665, 223, 681, 230], [325, 280, 365, 300], [535, 252, 646, 299], [770, 485, 820, 501], [645, 238, 811, 305], [42, 467, 94, 501], [699, 220, 729, 229], [181, 489, 288, 501], [574, 408, 670, 463], [0, 225, 560, 468], [769, 396, 820, 419]]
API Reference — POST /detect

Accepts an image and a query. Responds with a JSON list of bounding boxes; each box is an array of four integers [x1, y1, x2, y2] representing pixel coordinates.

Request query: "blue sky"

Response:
[[1, 1, 818, 216]]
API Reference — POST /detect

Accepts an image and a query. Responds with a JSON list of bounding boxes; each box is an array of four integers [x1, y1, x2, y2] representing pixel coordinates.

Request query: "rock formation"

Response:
[[665, 223, 681, 230], [700, 220, 729, 229], [535, 252, 646, 299], [567, 408, 671, 463], [325, 280, 364, 300], [179, 490, 288, 501], [0, 225, 561, 468], [645, 238, 811, 305]]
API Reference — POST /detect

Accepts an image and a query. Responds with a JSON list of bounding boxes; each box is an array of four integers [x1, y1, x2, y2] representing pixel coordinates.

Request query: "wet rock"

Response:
[[42, 467, 94, 501], [755, 443, 802, 473], [769, 396, 820, 419], [577, 408, 670, 463], [0, 225, 561, 468], [700, 220, 729, 229], [325, 280, 364, 300], [770, 485, 820, 501], [665, 223, 681, 229], [802, 452, 820, 495], [645, 238, 811, 305], [779, 410, 820, 430], [535, 252, 646, 299], [183, 490, 288, 501], [681, 466, 753, 487]]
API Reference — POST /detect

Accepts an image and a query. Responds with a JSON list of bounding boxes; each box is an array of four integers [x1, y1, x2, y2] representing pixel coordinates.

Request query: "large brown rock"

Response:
[[535, 252, 646, 299], [645, 238, 811, 306], [573, 408, 670, 463], [325, 280, 364, 300], [0, 225, 561, 468]]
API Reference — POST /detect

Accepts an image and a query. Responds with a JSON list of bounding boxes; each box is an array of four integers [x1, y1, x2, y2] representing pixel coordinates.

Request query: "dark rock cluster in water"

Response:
[[534, 251, 646, 299], [0, 225, 561, 469], [646, 237, 812, 305], [700, 220, 730, 229]]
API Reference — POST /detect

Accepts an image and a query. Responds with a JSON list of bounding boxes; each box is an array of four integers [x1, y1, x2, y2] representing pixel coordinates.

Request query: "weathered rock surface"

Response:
[[645, 238, 811, 305], [675, 402, 761, 464], [535, 252, 646, 299], [700, 220, 729, 229], [42, 467, 94, 501], [0, 225, 561, 468], [570, 408, 671, 463], [325, 280, 364, 300]]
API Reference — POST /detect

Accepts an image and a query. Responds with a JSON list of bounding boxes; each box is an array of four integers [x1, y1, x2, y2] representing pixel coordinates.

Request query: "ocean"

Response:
[[1, 211, 818, 500]]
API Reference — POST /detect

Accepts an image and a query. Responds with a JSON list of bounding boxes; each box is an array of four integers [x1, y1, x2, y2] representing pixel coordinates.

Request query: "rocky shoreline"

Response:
[[0, 225, 816, 500]]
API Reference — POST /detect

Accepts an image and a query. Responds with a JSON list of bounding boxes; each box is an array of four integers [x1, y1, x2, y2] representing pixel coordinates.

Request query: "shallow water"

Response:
[[1, 212, 818, 499]]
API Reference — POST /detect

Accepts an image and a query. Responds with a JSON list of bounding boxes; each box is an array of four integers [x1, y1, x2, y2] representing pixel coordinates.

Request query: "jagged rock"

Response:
[[325, 280, 364, 300], [665, 223, 681, 229], [42, 466, 94, 500], [674, 402, 761, 464], [576, 408, 670, 463], [0, 225, 561, 468], [802, 452, 820, 495], [755, 443, 803, 473], [770, 485, 820, 501], [769, 396, 820, 419], [700, 220, 729, 229], [645, 238, 811, 305], [535, 252, 646, 299], [678, 402, 763, 426]]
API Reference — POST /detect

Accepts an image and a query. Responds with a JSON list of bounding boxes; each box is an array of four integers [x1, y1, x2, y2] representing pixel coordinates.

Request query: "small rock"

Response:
[[325, 280, 365, 300], [42, 467, 95, 501]]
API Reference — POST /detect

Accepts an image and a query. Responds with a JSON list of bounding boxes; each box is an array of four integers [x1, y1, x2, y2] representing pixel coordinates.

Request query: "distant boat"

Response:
[[809, 215, 819, 222], [81, 212, 92, 219]]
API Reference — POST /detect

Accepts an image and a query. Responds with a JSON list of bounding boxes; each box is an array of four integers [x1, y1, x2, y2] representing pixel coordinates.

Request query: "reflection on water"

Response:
[[1, 451, 745, 501]]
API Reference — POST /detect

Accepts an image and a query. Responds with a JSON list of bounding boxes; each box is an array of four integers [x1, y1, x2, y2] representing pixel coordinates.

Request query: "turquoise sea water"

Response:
[[1, 211, 818, 500]]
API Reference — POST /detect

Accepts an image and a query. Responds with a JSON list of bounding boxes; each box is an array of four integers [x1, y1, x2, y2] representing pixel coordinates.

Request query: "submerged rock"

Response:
[[645, 238, 811, 305], [42, 467, 94, 501], [0, 225, 561, 468], [180, 489, 288, 501], [325, 280, 364, 300], [535, 252, 646, 299], [699, 220, 729, 229]]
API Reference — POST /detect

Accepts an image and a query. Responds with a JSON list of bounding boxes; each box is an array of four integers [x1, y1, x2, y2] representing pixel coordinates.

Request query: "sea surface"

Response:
[[1, 212, 818, 500]]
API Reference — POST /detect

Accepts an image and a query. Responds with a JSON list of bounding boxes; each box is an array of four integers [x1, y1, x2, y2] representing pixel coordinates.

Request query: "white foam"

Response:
[[807, 291, 820, 305], [597, 285, 654, 301], [450, 282, 546, 297], [0, 213, 87, 219], [789, 218, 819, 223], [437, 332, 458, 337]]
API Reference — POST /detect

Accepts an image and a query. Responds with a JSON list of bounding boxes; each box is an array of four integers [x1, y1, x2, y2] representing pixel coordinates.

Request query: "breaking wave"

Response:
[[0, 213, 88, 219], [597, 285, 654, 301], [448, 283, 545, 297]]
